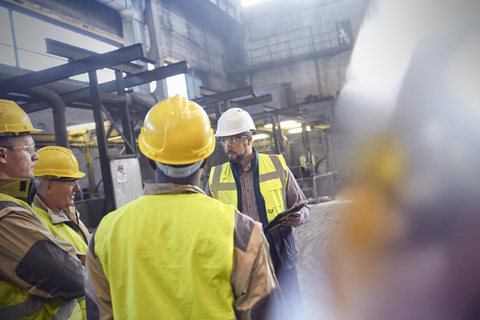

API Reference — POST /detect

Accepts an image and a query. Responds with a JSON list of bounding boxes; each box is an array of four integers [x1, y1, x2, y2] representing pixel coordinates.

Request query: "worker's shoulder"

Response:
[[211, 162, 229, 170], [233, 211, 263, 252], [0, 198, 36, 219]]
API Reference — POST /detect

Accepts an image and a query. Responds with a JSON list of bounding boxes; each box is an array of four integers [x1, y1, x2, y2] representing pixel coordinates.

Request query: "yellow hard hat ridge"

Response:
[[33, 146, 85, 179], [138, 95, 215, 165], [0, 99, 42, 135]]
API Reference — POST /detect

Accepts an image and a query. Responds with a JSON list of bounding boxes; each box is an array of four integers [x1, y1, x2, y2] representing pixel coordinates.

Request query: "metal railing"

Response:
[[224, 28, 346, 71]]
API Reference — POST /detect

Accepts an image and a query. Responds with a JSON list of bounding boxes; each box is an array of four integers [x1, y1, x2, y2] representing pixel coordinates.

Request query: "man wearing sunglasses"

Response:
[[0, 100, 84, 319], [207, 107, 310, 320]]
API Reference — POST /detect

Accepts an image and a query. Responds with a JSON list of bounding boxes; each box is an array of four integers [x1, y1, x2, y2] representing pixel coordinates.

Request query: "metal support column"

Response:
[[115, 70, 135, 154], [271, 116, 283, 155], [214, 103, 222, 121], [224, 100, 231, 110], [301, 123, 314, 175], [83, 133, 96, 198], [89, 71, 116, 215]]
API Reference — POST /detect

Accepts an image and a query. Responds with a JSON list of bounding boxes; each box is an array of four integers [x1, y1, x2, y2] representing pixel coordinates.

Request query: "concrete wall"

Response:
[[242, 0, 369, 104], [154, 1, 237, 92], [233, 0, 369, 180]]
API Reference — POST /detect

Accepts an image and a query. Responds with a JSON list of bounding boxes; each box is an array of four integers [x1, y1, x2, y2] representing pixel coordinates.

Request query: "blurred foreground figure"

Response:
[[85, 95, 287, 320], [331, 0, 480, 319]]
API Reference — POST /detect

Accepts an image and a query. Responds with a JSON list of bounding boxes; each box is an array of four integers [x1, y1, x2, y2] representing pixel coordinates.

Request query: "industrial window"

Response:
[[0, 4, 119, 83], [185, 68, 205, 100], [166, 72, 188, 98], [149, 62, 204, 99]]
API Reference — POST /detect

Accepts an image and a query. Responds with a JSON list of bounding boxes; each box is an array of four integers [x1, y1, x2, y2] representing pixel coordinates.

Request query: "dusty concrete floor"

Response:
[[293, 198, 351, 320]]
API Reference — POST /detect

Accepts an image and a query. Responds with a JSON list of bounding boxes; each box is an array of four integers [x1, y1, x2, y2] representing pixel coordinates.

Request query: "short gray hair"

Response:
[[35, 175, 57, 195]]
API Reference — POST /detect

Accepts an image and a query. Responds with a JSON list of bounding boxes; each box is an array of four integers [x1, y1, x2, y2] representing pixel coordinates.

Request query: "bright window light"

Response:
[[263, 121, 303, 130], [242, 0, 269, 7], [148, 63, 157, 92], [0, 7, 15, 66], [280, 120, 297, 128], [288, 128, 303, 134], [67, 120, 112, 132], [253, 133, 270, 140], [1, 10, 119, 83], [67, 122, 96, 131], [166, 73, 188, 98]]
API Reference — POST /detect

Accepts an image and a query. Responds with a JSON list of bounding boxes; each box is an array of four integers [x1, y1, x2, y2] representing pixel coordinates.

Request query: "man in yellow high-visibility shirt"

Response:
[[85, 95, 288, 320]]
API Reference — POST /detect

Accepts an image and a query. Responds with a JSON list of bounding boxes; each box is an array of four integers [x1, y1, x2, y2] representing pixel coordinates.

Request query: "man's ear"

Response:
[[148, 158, 156, 171], [247, 135, 254, 147], [44, 181, 55, 195], [0, 148, 7, 164]]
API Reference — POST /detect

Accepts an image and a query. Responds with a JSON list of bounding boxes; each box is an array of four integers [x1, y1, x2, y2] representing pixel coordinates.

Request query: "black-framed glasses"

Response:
[[0, 144, 36, 156], [219, 135, 249, 146], [48, 178, 79, 187]]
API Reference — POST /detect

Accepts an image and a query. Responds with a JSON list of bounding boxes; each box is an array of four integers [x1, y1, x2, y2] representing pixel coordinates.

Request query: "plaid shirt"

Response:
[[205, 160, 310, 226]]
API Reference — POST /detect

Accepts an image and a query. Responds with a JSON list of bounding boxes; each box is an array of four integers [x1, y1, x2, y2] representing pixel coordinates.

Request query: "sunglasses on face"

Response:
[[219, 135, 249, 146], [0, 144, 36, 156], [48, 178, 79, 187]]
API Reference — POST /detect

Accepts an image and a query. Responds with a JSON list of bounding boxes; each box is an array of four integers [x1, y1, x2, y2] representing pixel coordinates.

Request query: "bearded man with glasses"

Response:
[[206, 107, 310, 320], [0, 100, 84, 320]]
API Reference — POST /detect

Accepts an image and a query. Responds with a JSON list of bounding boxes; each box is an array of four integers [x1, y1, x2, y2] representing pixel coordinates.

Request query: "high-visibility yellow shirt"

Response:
[[94, 193, 236, 320], [209, 153, 289, 221]]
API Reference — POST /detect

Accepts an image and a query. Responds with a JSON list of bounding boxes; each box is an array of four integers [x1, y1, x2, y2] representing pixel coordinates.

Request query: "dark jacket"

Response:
[[230, 149, 298, 269]]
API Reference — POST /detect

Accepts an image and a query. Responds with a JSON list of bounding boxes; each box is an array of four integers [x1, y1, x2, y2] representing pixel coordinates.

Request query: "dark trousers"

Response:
[[275, 264, 304, 320]]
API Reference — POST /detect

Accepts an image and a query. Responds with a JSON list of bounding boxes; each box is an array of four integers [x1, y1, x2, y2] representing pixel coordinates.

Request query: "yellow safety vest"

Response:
[[94, 193, 236, 320], [32, 206, 87, 254], [32, 205, 88, 320], [0, 192, 82, 320], [209, 153, 289, 221]]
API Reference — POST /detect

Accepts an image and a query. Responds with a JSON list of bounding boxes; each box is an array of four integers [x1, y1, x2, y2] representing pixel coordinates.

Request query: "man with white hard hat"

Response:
[[206, 107, 310, 319]]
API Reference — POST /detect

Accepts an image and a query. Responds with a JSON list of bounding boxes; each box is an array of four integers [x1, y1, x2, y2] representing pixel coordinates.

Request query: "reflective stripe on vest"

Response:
[[209, 153, 289, 221], [32, 206, 88, 254], [94, 193, 236, 319], [0, 278, 81, 320], [0, 194, 82, 320]]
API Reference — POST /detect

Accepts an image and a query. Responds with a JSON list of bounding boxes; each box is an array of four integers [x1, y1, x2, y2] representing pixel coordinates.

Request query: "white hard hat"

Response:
[[214, 108, 256, 137]]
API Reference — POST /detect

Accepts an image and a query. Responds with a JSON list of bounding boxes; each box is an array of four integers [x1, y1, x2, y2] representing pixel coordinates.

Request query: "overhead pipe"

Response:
[[128, 92, 158, 110], [0, 74, 69, 148]]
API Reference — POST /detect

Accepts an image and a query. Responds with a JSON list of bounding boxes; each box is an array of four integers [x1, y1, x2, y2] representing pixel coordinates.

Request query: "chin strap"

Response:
[[155, 160, 203, 178]]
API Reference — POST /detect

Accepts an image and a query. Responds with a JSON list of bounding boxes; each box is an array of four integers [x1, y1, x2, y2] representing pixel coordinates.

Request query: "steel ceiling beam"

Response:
[[231, 94, 273, 107], [203, 94, 273, 114], [251, 105, 308, 121], [0, 44, 145, 95], [22, 62, 188, 113], [45, 38, 151, 74], [192, 86, 255, 105]]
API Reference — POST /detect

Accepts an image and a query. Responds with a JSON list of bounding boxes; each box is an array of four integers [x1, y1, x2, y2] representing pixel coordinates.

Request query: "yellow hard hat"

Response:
[[33, 146, 85, 179], [0, 99, 42, 135], [138, 95, 215, 165]]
